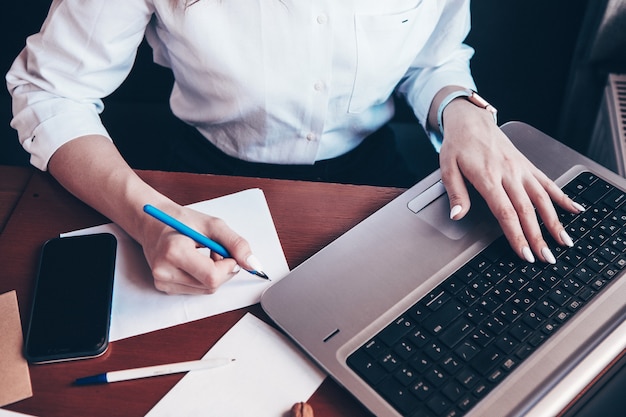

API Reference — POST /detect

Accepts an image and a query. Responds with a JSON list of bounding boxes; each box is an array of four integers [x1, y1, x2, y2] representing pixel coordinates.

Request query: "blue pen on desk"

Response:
[[143, 204, 270, 280]]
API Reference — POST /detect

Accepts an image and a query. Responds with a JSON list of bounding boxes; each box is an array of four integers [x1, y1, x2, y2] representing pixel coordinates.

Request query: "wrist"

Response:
[[436, 88, 498, 137], [136, 197, 182, 245]]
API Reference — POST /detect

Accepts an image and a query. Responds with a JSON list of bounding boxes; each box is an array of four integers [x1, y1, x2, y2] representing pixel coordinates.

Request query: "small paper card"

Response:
[[0, 290, 33, 407]]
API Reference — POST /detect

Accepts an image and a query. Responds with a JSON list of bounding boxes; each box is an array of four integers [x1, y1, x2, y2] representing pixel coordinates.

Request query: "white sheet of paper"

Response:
[[62, 189, 290, 341], [0, 410, 36, 417], [145, 313, 326, 417]]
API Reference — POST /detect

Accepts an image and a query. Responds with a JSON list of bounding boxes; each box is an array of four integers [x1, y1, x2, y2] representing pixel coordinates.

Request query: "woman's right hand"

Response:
[[140, 203, 260, 294]]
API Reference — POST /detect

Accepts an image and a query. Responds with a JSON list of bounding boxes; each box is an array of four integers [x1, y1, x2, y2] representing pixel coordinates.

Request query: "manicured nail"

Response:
[[572, 201, 586, 212], [450, 205, 462, 220], [232, 264, 241, 274], [246, 254, 265, 273], [560, 230, 574, 247], [522, 246, 535, 263], [541, 247, 557, 264]]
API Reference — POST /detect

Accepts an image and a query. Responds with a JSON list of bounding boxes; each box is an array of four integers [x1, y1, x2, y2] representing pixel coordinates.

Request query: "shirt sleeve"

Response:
[[396, 0, 476, 151], [5, 0, 153, 170]]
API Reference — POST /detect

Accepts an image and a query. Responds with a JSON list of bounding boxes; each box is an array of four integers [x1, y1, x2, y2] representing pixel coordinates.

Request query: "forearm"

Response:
[[47, 135, 174, 244], [47, 134, 261, 294]]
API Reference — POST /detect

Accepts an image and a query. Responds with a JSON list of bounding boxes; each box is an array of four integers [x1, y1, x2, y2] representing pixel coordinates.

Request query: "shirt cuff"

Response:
[[21, 108, 111, 171]]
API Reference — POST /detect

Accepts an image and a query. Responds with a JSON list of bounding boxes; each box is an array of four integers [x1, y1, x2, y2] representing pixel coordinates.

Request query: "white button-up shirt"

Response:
[[6, 0, 476, 171]]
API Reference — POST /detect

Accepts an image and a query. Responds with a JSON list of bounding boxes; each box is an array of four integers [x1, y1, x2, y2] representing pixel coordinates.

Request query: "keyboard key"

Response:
[[395, 366, 418, 386], [411, 355, 432, 373], [457, 287, 479, 306], [580, 179, 610, 203], [379, 378, 420, 415], [523, 311, 544, 329], [466, 305, 489, 324], [424, 341, 445, 360], [411, 378, 435, 401], [469, 328, 493, 348], [441, 355, 462, 375], [495, 335, 518, 354], [479, 295, 502, 313], [515, 344, 533, 359], [528, 332, 546, 347], [425, 366, 448, 387], [442, 380, 465, 402], [483, 316, 507, 335], [440, 319, 474, 348], [380, 352, 401, 372], [362, 338, 385, 357], [408, 329, 430, 348], [497, 304, 522, 323], [488, 368, 506, 383], [394, 339, 416, 360], [458, 395, 476, 411], [549, 288, 570, 306], [535, 299, 558, 317], [470, 346, 503, 375], [472, 381, 490, 399], [455, 341, 480, 362], [456, 368, 479, 389], [379, 316, 414, 346], [587, 255, 608, 273], [470, 277, 493, 295], [426, 290, 452, 311], [423, 299, 465, 335], [347, 350, 386, 384], [510, 322, 532, 341], [427, 394, 452, 416]]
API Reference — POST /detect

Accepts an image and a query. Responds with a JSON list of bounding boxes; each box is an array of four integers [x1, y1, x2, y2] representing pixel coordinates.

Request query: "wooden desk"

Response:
[[0, 167, 403, 417], [0, 166, 623, 417], [0, 165, 31, 233]]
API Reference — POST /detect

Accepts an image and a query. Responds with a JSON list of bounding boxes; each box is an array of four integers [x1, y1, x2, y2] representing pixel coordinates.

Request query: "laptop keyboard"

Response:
[[347, 172, 626, 417]]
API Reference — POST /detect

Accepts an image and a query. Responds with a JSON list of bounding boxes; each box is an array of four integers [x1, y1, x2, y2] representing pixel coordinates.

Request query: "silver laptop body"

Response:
[[261, 121, 626, 416]]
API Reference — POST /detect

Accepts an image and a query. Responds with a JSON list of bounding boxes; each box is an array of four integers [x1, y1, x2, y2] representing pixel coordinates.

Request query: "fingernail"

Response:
[[450, 205, 462, 220], [522, 246, 535, 263], [541, 247, 557, 264], [232, 264, 242, 274], [572, 201, 586, 212], [246, 254, 265, 273], [560, 230, 574, 247]]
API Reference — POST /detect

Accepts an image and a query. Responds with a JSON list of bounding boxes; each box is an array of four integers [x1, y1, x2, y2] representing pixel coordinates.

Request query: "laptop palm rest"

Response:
[[408, 179, 483, 241]]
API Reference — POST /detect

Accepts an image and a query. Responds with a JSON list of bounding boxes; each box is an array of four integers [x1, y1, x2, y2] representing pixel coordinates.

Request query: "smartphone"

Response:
[[24, 233, 117, 364]]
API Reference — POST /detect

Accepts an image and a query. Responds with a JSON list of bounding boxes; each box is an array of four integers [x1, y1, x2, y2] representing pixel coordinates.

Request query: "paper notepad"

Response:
[[146, 313, 326, 417], [63, 189, 290, 341]]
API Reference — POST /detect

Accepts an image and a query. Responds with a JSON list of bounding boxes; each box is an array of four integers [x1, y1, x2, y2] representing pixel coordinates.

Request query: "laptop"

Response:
[[261, 121, 626, 417]]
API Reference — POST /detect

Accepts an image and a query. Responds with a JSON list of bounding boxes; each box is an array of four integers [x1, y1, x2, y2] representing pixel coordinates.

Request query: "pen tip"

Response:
[[254, 270, 271, 280]]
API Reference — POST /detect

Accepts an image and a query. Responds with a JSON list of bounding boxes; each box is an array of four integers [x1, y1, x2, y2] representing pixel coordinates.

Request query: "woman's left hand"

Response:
[[438, 98, 583, 264]]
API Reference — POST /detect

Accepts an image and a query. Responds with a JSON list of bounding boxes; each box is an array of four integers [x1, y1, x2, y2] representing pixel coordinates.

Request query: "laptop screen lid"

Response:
[[261, 122, 626, 416]]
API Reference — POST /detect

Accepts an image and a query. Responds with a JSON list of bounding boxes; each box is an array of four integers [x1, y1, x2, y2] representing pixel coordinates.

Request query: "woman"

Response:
[[6, 0, 582, 294]]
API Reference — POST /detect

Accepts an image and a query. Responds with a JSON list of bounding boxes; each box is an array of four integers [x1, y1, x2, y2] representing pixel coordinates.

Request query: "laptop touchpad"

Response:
[[407, 180, 484, 240]]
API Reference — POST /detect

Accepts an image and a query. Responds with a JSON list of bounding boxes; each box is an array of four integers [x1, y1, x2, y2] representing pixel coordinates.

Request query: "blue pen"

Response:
[[143, 204, 269, 280]]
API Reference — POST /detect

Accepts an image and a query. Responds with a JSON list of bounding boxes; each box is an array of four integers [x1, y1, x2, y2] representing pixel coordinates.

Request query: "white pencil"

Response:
[[74, 358, 235, 385]]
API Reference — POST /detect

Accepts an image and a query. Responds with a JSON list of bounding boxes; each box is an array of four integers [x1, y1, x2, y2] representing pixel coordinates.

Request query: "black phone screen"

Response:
[[25, 233, 117, 363]]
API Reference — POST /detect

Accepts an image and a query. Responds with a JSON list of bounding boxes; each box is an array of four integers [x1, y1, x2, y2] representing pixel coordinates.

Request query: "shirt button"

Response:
[[306, 133, 316, 141], [313, 81, 325, 92], [316, 14, 328, 24]]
